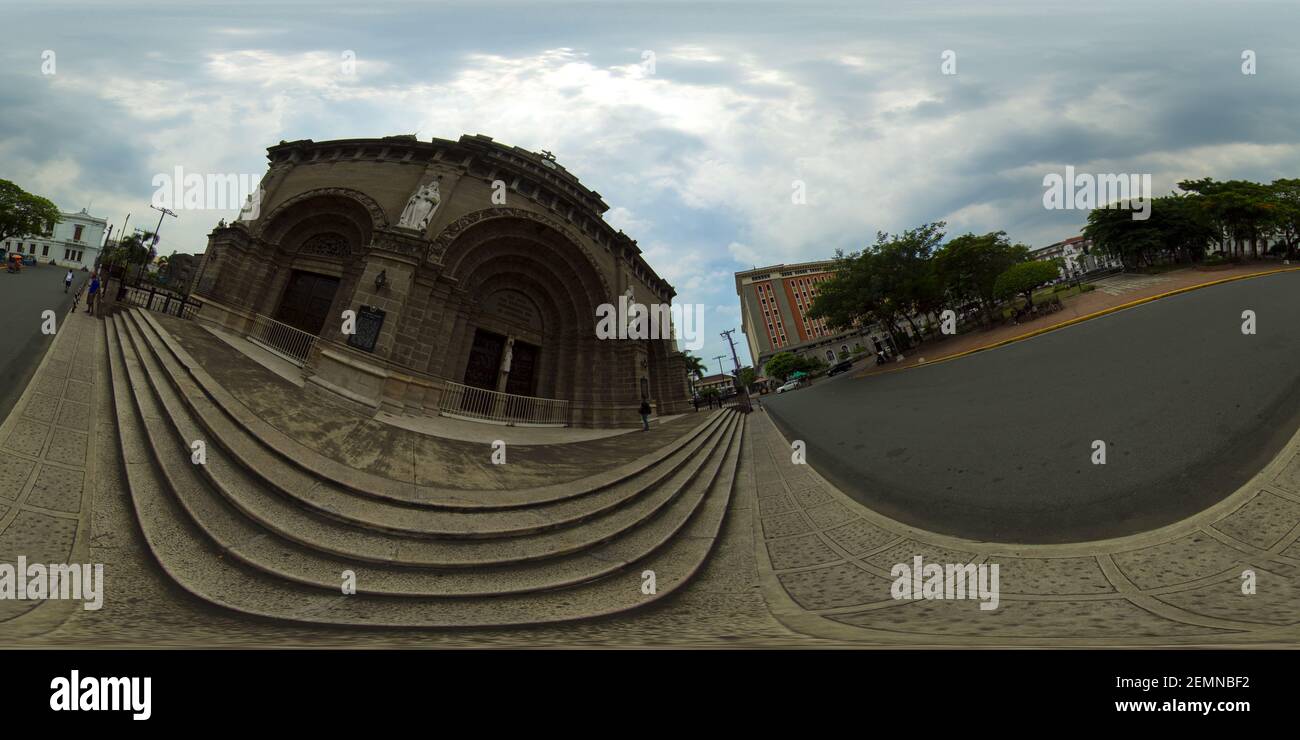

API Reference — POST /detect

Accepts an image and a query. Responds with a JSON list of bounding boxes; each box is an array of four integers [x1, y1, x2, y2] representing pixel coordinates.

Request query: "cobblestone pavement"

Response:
[[749, 411, 1300, 646], [0, 309, 101, 638]]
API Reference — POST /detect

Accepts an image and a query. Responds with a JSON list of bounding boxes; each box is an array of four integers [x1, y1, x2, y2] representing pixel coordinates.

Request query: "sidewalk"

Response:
[[747, 410, 1300, 645], [0, 309, 103, 637], [856, 263, 1298, 378]]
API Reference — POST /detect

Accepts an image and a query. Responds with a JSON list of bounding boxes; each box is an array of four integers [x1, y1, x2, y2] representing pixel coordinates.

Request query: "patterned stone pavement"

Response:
[[0, 309, 101, 638], [748, 410, 1300, 645], [1089, 272, 1175, 296]]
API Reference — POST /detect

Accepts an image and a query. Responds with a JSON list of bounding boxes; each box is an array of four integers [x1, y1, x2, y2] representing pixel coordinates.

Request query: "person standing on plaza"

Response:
[[638, 398, 652, 431], [85, 272, 100, 314]]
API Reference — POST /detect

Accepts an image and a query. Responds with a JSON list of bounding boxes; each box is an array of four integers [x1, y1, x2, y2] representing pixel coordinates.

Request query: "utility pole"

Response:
[[145, 205, 177, 286], [712, 355, 727, 375], [720, 328, 752, 412]]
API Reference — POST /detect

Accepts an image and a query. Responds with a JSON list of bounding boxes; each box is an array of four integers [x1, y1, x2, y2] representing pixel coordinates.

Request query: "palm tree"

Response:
[[682, 352, 707, 396]]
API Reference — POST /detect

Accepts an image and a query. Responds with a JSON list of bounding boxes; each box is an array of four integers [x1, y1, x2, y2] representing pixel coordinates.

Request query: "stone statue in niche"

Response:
[[398, 179, 441, 232], [502, 337, 515, 374], [623, 284, 636, 331]]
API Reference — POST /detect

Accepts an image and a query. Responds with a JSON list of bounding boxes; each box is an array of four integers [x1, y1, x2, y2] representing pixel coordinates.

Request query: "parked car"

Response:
[[826, 359, 853, 376], [775, 379, 800, 394]]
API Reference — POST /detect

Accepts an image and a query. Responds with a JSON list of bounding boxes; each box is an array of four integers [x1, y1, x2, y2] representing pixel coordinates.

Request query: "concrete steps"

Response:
[[107, 312, 746, 624], [135, 308, 722, 510], [130, 309, 730, 540]]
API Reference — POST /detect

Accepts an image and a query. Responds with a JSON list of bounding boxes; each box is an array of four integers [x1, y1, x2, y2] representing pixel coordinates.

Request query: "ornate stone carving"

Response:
[[254, 187, 390, 239], [298, 232, 351, 258], [397, 179, 441, 232], [369, 228, 427, 260]]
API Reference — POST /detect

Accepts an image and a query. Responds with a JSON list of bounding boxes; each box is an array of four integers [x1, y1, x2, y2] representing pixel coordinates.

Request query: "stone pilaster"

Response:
[[345, 229, 425, 361]]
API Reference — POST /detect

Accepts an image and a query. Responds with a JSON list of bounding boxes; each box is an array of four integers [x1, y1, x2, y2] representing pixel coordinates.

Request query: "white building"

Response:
[[1, 208, 107, 269], [1030, 236, 1121, 278]]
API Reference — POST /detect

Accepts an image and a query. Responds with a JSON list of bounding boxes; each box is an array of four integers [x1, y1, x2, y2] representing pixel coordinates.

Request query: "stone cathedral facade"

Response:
[[194, 134, 691, 427]]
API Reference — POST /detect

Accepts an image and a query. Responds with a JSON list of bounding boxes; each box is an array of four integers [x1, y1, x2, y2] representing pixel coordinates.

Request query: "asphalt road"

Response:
[[0, 263, 90, 422], [765, 270, 1300, 544]]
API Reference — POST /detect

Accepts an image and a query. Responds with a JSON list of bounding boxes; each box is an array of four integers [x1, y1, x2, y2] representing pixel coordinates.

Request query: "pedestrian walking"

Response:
[[85, 273, 100, 314], [64, 269, 74, 293], [638, 398, 652, 431]]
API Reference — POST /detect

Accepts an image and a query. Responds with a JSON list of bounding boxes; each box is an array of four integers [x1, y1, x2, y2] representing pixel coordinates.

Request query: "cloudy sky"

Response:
[[4, 0, 1300, 367]]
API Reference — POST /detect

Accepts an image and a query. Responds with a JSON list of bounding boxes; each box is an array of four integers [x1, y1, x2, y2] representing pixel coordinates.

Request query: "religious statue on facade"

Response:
[[623, 284, 637, 331], [398, 179, 441, 232]]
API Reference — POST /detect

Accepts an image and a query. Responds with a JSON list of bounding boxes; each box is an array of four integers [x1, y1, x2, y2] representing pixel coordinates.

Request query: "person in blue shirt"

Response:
[[86, 273, 100, 314]]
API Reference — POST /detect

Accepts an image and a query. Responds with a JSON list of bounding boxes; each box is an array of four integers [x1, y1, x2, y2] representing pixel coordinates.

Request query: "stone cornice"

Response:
[[262, 135, 678, 302]]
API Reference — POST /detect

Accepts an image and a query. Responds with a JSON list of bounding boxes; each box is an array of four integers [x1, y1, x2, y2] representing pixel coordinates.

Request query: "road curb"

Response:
[[857, 265, 1300, 379]]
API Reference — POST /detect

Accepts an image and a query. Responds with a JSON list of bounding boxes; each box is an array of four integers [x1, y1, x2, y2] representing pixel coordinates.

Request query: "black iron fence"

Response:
[[121, 285, 203, 320]]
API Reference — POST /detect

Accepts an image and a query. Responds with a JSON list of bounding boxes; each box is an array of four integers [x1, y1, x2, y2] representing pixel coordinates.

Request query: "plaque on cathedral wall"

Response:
[[348, 305, 386, 352], [482, 289, 543, 332]]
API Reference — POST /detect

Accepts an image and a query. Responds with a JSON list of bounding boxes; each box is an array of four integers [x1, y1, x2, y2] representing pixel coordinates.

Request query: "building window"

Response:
[[42, 245, 49, 257], [73, 225, 85, 242]]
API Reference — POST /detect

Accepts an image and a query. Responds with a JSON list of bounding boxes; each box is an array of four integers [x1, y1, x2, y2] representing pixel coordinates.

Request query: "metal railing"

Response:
[[121, 285, 204, 320], [246, 313, 318, 366], [438, 380, 571, 427]]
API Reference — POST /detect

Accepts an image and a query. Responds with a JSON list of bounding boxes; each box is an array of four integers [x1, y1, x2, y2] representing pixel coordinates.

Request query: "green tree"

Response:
[[806, 225, 947, 351], [0, 179, 62, 244], [738, 366, 757, 389], [103, 231, 156, 281], [682, 352, 707, 379], [1085, 193, 1219, 268], [1179, 178, 1275, 258], [993, 260, 1061, 307], [934, 230, 1029, 323], [1269, 179, 1300, 259], [869, 222, 946, 339], [764, 352, 800, 382]]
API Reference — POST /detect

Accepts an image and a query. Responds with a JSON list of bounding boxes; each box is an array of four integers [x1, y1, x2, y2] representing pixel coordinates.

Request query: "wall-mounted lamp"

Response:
[[375, 269, 388, 290]]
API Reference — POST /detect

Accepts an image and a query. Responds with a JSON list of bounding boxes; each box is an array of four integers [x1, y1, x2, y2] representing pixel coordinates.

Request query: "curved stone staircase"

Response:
[[106, 308, 744, 627]]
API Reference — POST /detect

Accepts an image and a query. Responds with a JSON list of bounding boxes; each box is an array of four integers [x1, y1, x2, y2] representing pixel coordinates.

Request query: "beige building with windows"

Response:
[[735, 259, 888, 372]]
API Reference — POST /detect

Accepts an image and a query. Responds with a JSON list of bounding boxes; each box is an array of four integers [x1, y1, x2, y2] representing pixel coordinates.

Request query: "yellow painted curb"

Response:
[[857, 265, 1300, 379]]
